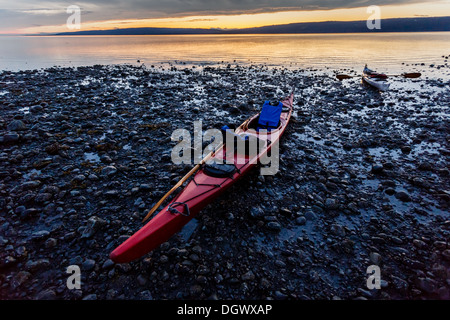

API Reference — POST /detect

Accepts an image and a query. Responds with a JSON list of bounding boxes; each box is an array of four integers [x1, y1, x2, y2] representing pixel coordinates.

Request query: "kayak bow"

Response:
[[110, 92, 294, 263]]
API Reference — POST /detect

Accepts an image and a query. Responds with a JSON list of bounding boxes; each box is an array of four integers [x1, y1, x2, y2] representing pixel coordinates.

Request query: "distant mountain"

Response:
[[235, 17, 450, 34], [56, 27, 224, 36], [55, 16, 450, 36]]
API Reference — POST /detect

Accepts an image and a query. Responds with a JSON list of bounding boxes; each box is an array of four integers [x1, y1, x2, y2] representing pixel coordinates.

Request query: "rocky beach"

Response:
[[0, 60, 449, 300]]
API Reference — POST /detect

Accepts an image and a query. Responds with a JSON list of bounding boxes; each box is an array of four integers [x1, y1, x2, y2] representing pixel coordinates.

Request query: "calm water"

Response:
[[0, 33, 449, 77]]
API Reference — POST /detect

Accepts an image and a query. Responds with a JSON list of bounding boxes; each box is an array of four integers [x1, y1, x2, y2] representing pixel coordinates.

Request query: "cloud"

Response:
[[186, 18, 218, 22], [0, 1, 427, 16], [80, 0, 427, 17]]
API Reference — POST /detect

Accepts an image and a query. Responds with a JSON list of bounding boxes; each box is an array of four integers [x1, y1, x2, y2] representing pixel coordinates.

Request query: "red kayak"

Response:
[[110, 92, 294, 263]]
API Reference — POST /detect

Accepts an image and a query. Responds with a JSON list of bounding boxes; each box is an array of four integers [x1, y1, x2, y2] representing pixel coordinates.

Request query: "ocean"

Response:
[[0, 33, 449, 78]]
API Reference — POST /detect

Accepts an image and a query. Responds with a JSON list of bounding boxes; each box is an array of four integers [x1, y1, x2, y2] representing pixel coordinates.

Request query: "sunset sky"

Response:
[[0, 0, 449, 34]]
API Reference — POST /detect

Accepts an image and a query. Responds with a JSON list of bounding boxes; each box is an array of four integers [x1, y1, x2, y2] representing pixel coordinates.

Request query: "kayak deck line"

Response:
[[167, 154, 252, 216]]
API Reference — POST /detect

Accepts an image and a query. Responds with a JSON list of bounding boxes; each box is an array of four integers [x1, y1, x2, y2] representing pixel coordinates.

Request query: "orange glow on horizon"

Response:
[[7, 1, 450, 35]]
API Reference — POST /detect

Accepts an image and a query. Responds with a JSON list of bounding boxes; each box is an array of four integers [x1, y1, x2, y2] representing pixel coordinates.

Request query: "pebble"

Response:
[[139, 290, 153, 300], [266, 221, 282, 232], [371, 164, 384, 174], [137, 275, 148, 286], [82, 259, 96, 271], [416, 277, 437, 294], [250, 206, 265, 219], [30, 105, 43, 113], [295, 216, 306, 225], [395, 191, 412, 202], [31, 230, 50, 240], [241, 271, 255, 281], [101, 166, 117, 177], [11, 271, 31, 289], [7, 120, 27, 131], [325, 198, 339, 210], [44, 238, 58, 248], [2, 133, 20, 143], [369, 252, 382, 265], [442, 249, 450, 261], [35, 289, 56, 300], [304, 210, 317, 220], [102, 259, 115, 270], [189, 285, 203, 296]]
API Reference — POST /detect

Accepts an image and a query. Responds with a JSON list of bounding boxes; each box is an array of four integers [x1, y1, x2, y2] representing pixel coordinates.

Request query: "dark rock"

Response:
[[30, 230, 50, 241], [189, 285, 203, 296], [241, 271, 255, 281], [304, 210, 317, 220], [25, 259, 50, 272], [35, 193, 52, 203], [44, 238, 58, 248], [395, 191, 412, 202], [11, 271, 31, 289], [82, 259, 96, 271], [266, 222, 282, 232], [7, 120, 27, 131], [35, 289, 56, 300], [371, 164, 384, 174], [325, 198, 339, 210], [331, 224, 346, 237], [139, 290, 153, 300], [416, 277, 437, 294], [250, 206, 264, 219], [295, 216, 306, 225], [418, 162, 433, 171], [2, 133, 19, 143], [442, 249, 450, 261], [369, 252, 382, 265], [274, 291, 288, 300], [229, 106, 240, 114], [21, 181, 41, 190], [101, 166, 117, 177], [30, 105, 43, 113], [401, 146, 411, 153], [102, 259, 115, 270]]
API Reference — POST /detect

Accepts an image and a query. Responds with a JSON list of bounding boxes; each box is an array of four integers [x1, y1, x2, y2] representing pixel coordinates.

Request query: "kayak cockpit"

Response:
[[246, 116, 281, 131]]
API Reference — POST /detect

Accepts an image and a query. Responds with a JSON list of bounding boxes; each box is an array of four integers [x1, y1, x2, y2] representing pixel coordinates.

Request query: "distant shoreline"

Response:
[[1, 30, 448, 37], [36, 30, 450, 36], [50, 16, 450, 36], [1, 30, 446, 37]]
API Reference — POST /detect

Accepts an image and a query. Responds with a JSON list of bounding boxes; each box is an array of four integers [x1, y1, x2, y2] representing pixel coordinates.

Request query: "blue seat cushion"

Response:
[[257, 101, 283, 131]]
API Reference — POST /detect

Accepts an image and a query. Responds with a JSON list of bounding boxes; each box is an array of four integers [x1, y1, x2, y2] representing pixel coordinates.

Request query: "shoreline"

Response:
[[0, 58, 448, 82], [0, 63, 449, 300]]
